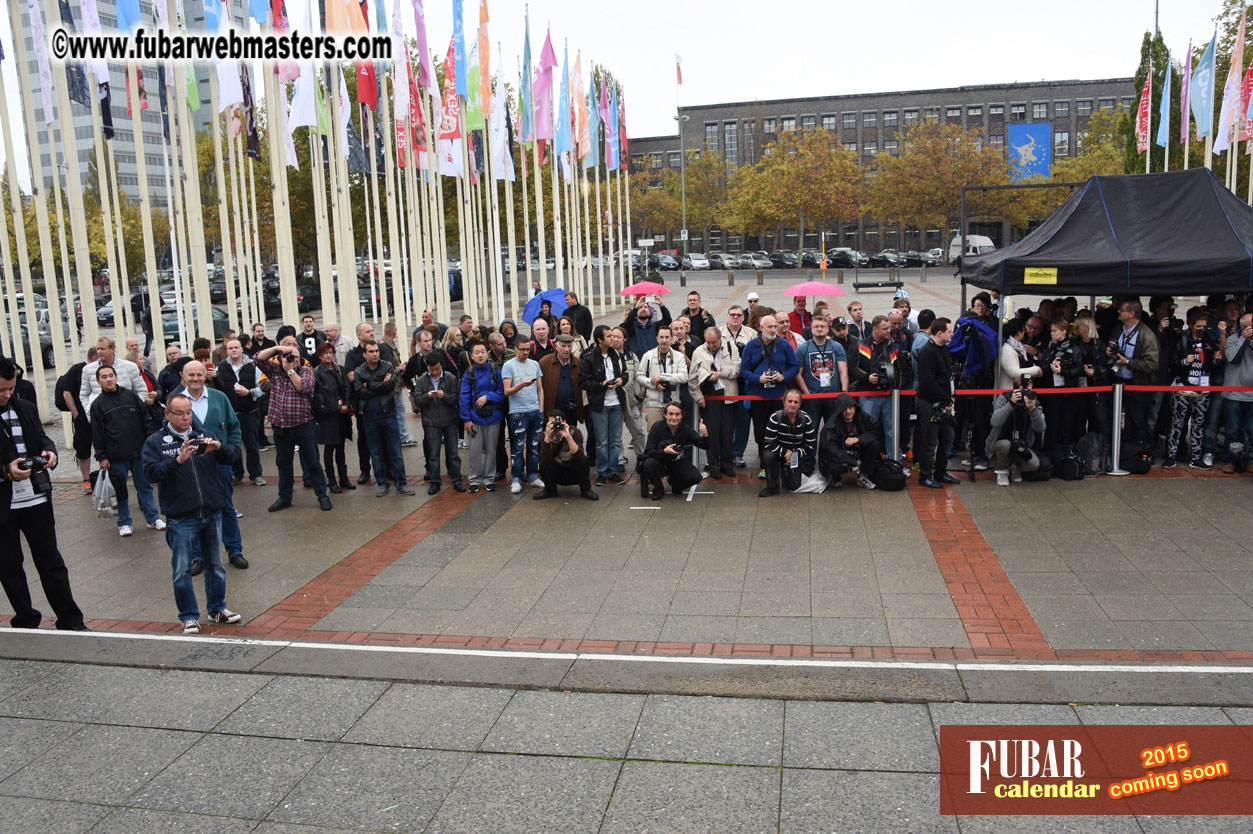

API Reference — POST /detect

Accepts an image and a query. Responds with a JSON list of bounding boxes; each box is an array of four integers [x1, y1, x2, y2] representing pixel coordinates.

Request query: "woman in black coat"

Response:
[[639, 402, 709, 500], [312, 342, 355, 493]]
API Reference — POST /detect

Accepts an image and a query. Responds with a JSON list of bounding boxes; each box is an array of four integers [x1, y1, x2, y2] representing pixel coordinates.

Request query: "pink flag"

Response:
[[1181, 41, 1192, 144], [1240, 58, 1253, 143], [439, 38, 461, 141], [1135, 76, 1150, 154], [532, 29, 557, 141], [412, 0, 435, 94]]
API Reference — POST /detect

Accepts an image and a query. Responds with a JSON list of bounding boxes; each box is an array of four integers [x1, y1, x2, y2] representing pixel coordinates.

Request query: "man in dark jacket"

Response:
[[820, 393, 882, 489], [564, 291, 594, 342], [142, 392, 242, 633], [760, 389, 817, 496], [214, 337, 266, 486], [0, 357, 87, 631], [533, 411, 598, 501], [849, 315, 910, 459], [913, 318, 960, 488], [1110, 298, 1160, 447], [683, 291, 717, 336], [353, 340, 414, 497], [580, 325, 628, 486], [157, 345, 186, 401], [345, 322, 398, 486], [412, 353, 464, 494], [539, 336, 583, 426], [639, 402, 709, 500], [90, 365, 162, 536]]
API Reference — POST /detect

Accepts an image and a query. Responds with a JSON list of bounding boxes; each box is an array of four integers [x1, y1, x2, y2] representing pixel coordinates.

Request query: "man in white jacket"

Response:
[[688, 327, 740, 478], [637, 325, 689, 429], [79, 337, 144, 417]]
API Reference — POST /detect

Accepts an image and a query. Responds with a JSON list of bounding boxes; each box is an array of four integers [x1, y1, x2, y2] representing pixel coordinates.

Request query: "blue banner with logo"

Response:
[[1008, 122, 1051, 180]]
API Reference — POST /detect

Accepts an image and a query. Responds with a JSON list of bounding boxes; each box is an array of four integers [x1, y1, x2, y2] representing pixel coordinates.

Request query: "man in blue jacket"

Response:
[[459, 342, 506, 492], [142, 392, 242, 634], [739, 315, 798, 473]]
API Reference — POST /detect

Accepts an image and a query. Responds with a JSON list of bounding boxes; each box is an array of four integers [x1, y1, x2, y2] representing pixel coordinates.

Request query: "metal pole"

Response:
[[889, 389, 900, 460], [678, 115, 687, 283], [1108, 383, 1129, 475]]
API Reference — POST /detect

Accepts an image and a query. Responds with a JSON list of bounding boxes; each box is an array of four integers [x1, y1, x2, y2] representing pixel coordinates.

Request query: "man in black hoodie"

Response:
[[819, 393, 883, 490], [90, 365, 162, 537]]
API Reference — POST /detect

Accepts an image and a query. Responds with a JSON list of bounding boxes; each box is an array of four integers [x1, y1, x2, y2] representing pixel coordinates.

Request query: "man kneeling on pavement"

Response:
[[759, 388, 817, 497], [533, 411, 599, 501], [640, 402, 709, 499], [819, 393, 882, 490]]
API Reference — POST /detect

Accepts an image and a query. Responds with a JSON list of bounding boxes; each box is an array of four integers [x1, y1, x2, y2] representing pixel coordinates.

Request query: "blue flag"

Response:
[[248, 0, 267, 23], [608, 86, 619, 169], [452, 0, 467, 97], [1007, 122, 1051, 181], [555, 45, 570, 156], [203, 0, 221, 32], [1156, 57, 1172, 147], [584, 74, 599, 169], [116, 0, 143, 32], [1190, 33, 1217, 138], [520, 13, 532, 142]]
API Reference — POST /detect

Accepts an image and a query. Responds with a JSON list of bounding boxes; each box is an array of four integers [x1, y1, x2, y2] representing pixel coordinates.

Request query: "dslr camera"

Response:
[[657, 380, 673, 403], [549, 415, 566, 434], [17, 455, 53, 495]]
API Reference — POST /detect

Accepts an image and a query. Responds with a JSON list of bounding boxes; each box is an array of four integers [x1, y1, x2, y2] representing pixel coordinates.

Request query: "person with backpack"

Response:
[[819, 393, 882, 489], [949, 294, 998, 471], [459, 341, 506, 492]]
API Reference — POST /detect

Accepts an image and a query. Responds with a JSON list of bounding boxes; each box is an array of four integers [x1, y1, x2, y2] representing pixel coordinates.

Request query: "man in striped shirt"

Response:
[[759, 389, 818, 497]]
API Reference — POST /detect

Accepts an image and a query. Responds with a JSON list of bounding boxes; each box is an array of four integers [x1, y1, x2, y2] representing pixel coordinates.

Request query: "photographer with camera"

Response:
[[740, 315, 799, 474], [820, 393, 882, 489], [850, 315, 908, 460], [987, 376, 1047, 486], [914, 318, 960, 489], [639, 402, 709, 500], [1110, 299, 1160, 448], [0, 357, 88, 631], [689, 327, 740, 479], [254, 340, 333, 513], [142, 392, 242, 634], [759, 389, 817, 497], [1221, 312, 1253, 473], [580, 325, 629, 487], [1163, 308, 1218, 469], [637, 325, 690, 429], [1041, 320, 1085, 452], [459, 342, 506, 492], [532, 412, 598, 501]]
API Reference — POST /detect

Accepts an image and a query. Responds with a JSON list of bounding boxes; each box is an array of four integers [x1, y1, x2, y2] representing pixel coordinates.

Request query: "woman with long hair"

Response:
[[557, 316, 588, 358], [312, 342, 355, 493]]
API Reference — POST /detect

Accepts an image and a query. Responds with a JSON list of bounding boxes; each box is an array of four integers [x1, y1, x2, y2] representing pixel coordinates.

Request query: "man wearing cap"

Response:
[[819, 393, 883, 489], [539, 334, 583, 428], [831, 317, 855, 357], [745, 292, 761, 320]]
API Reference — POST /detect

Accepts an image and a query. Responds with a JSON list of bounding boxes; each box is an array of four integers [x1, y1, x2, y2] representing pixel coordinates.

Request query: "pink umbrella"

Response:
[[619, 280, 672, 296], [783, 280, 844, 297]]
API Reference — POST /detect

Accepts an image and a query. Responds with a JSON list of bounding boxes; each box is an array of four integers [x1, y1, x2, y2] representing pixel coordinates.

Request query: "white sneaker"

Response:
[[118, 525, 133, 537], [458, 439, 469, 449], [510, 479, 522, 494], [1203, 452, 1214, 467], [146, 519, 166, 531], [181, 620, 200, 634], [529, 478, 545, 490], [995, 470, 1010, 486], [856, 473, 877, 490]]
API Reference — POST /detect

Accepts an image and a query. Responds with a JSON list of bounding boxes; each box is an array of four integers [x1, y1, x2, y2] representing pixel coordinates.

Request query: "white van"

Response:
[[948, 235, 996, 262]]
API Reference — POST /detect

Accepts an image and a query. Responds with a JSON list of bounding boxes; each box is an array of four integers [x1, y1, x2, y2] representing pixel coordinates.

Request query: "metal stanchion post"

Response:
[[1108, 383, 1129, 475], [890, 389, 901, 460]]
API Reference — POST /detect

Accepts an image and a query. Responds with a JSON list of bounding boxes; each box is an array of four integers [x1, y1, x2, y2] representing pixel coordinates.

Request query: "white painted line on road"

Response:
[[629, 506, 660, 510], [6, 628, 1253, 674]]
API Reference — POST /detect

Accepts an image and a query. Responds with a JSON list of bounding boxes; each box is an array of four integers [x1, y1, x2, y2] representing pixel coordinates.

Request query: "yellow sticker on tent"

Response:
[[1024, 267, 1058, 285]]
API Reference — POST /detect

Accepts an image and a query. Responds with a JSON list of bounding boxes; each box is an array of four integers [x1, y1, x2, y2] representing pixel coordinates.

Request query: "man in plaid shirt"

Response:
[[254, 339, 332, 512]]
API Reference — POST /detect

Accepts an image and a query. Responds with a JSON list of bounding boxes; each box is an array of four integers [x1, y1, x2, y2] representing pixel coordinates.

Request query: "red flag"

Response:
[[1239, 58, 1253, 143], [619, 97, 628, 170], [410, 71, 427, 153], [1135, 76, 1150, 154], [355, 0, 376, 108], [125, 62, 147, 115], [439, 37, 461, 140], [675, 53, 682, 85]]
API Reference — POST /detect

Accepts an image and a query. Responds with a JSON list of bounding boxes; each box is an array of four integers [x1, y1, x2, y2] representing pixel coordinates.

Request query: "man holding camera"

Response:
[[255, 340, 333, 512], [988, 377, 1047, 486], [740, 315, 799, 472], [412, 353, 464, 494], [1110, 299, 1160, 447], [1223, 313, 1253, 473], [760, 389, 818, 497], [640, 402, 709, 500], [580, 325, 629, 487], [913, 317, 960, 489], [142, 392, 243, 633], [0, 357, 88, 631], [533, 412, 599, 501], [850, 315, 908, 459], [638, 325, 690, 429]]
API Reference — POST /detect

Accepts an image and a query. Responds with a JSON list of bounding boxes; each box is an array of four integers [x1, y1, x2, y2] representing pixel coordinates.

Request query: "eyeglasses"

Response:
[[727, 312, 743, 317]]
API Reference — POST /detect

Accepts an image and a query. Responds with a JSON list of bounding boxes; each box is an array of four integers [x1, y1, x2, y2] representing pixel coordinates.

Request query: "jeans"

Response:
[[860, 394, 895, 459], [508, 410, 543, 482], [395, 391, 412, 442], [1225, 399, 1253, 463], [231, 411, 263, 480], [801, 397, 841, 439], [0, 502, 85, 629], [364, 411, 408, 488], [422, 422, 462, 485], [217, 463, 243, 556], [109, 458, 159, 529], [750, 398, 783, 466], [732, 402, 752, 458], [167, 513, 226, 622], [590, 407, 624, 478], [273, 420, 328, 502]]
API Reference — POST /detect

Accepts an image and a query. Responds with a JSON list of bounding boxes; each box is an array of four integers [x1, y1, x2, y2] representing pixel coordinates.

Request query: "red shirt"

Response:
[[257, 357, 316, 427]]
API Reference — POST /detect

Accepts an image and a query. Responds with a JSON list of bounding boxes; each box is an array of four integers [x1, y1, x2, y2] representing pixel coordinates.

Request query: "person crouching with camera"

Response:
[[0, 357, 88, 631], [142, 392, 242, 634], [533, 412, 598, 501], [760, 389, 817, 497], [640, 402, 709, 500], [987, 376, 1047, 486]]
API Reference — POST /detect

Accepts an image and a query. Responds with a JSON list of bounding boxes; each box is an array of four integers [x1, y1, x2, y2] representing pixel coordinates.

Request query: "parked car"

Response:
[[686, 252, 711, 270], [831, 247, 869, 268], [4, 323, 55, 370], [161, 306, 231, 341], [296, 284, 322, 313], [869, 250, 905, 268], [768, 251, 799, 269], [799, 251, 825, 268], [927, 248, 944, 262], [655, 254, 680, 271], [741, 252, 772, 270], [209, 280, 229, 303], [824, 249, 859, 269]]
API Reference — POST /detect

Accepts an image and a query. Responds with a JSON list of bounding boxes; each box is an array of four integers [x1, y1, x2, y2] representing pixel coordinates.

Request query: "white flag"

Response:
[[438, 138, 462, 177], [78, 0, 110, 82], [288, 64, 318, 132], [27, 0, 54, 125], [489, 85, 513, 181], [1214, 68, 1239, 153], [215, 11, 243, 111]]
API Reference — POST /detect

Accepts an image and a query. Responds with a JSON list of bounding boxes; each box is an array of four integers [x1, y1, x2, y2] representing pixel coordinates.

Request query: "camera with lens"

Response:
[[658, 380, 673, 403], [875, 362, 896, 390], [549, 416, 565, 434], [17, 456, 53, 495], [1010, 438, 1034, 462]]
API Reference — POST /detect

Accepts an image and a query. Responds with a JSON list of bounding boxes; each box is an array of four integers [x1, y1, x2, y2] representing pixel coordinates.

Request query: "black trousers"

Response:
[[640, 455, 704, 496], [423, 422, 463, 485], [914, 400, 955, 479], [802, 397, 841, 439], [539, 453, 591, 493], [820, 441, 880, 481], [0, 502, 85, 629], [354, 413, 373, 478], [231, 410, 263, 480], [1123, 386, 1152, 447], [954, 391, 992, 461], [750, 398, 783, 466], [762, 448, 810, 492], [701, 401, 735, 473], [323, 442, 348, 486]]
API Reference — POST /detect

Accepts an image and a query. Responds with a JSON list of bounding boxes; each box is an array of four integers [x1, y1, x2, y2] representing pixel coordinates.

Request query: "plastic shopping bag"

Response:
[[92, 470, 117, 517], [791, 472, 829, 494]]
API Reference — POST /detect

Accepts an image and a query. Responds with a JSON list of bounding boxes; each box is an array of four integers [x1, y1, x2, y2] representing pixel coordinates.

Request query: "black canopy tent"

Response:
[[961, 167, 1253, 297]]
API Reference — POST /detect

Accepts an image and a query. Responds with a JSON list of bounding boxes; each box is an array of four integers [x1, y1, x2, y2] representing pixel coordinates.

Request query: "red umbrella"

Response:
[[619, 280, 672, 296], [783, 280, 844, 297]]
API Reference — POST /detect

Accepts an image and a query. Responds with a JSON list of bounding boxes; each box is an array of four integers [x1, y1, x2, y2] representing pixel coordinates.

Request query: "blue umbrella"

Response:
[[522, 287, 568, 326]]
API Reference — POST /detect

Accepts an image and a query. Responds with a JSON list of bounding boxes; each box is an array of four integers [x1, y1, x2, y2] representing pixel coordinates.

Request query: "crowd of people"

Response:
[[0, 285, 1250, 634]]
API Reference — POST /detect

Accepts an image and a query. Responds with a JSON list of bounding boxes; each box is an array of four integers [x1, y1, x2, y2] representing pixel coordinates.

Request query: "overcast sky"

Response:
[[0, 0, 1224, 187]]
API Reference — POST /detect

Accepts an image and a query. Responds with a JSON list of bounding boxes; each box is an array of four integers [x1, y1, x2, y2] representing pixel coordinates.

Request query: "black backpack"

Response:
[[1075, 432, 1107, 476], [871, 458, 908, 491], [1120, 442, 1153, 475], [1053, 445, 1085, 481], [1021, 451, 1053, 481], [53, 367, 79, 413]]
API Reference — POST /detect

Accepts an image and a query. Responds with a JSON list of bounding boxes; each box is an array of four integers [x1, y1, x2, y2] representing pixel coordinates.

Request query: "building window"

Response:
[[1054, 131, 1070, 157], [967, 105, 982, 117], [1099, 98, 1116, 112], [668, 151, 681, 168], [1055, 100, 1069, 118], [863, 111, 877, 127], [704, 122, 718, 149], [764, 117, 777, 133], [631, 154, 645, 169], [864, 141, 877, 156], [780, 116, 796, 131], [1077, 99, 1092, 117], [989, 133, 1004, 150], [903, 108, 919, 125], [843, 112, 856, 129], [1032, 102, 1048, 120], [989, 104, 1004, 117], [884, 139, 898, 155], [1010, 104, 1026, 120], [1122, 96, 1134, 110], [650, 154, 663, 169], [724, 121, 738, 165], [801, 115, 816, 130], [924, 107, 939, 123], [844, 142, 857, 153], [1077, 131, 1087, 153], [883, 111, 897, 127], [822, 114, 836, 131], [946, 106, 962, 118]]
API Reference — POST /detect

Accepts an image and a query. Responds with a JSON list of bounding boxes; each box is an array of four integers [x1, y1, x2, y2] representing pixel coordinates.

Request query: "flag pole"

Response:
[[105, 138, 133, 335], [50, 149, 82, 361], [159, 91, 188, 348], [244, 137, 265, 328], [0, 210, 20, 364], [0, 71, 33, 374], [504, 136, 520, 323], [423, 89, 450, 322], [174, 65, 212, 339], [227, 119, 254, 329], [484, 116, 506, 324], [207, 74, 238, 332], [519, 122, 533, 307], [309, 118, 336, 323], [379, 81, 405, 329], [361, 107, 381, 322], [615, 158, 625, 298], [593, 156, 604, 317], [127, 64, 165, 359]]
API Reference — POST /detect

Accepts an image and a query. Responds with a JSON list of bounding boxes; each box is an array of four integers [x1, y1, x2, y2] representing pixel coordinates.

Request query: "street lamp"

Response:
[[676, 114, 689, 277]]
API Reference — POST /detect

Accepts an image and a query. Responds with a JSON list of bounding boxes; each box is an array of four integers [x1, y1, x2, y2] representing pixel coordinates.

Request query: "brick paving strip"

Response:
[[75, 464, 1253, 664]]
